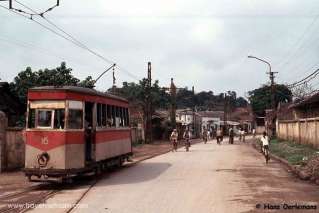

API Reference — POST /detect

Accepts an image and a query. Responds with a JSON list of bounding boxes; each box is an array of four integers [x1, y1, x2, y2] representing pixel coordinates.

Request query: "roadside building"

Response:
[[197, 110, 224, 132], [277, 92, 319, 148], [176, 108, 201, 138], [229, 107, 254, 133]]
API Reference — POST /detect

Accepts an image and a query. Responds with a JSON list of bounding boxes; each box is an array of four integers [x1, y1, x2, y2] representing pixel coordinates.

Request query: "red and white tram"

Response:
[[24, 86, 132, 181]]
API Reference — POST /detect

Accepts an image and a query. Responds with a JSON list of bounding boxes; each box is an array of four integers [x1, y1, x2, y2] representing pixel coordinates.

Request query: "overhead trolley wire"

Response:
[[1, 1, 141, 81]]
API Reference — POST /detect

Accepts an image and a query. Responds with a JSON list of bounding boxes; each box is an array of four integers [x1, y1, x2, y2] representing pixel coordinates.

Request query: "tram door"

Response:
[[84, 102, 94, 163]]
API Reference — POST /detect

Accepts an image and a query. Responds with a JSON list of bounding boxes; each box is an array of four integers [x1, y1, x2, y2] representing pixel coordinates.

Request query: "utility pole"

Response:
[[145, 62, 152, 143], [248, 55, 278, 137], [268, 70, 278, 137], [192, 86, 196, 137], [170, 78, 177, 129], [223, 93, 227, 133]]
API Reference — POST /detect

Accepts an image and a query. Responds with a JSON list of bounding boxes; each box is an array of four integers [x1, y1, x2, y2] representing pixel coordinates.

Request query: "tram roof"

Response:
[[29, 86, 128, 103]]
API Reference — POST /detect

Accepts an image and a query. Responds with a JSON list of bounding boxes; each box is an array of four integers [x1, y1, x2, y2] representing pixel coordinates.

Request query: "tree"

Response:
[[248, 84, 292, 116], [116, 79, 170, 111], [235, 97, 248, 107], [10, 62, 93, 105], [78, 76, 96, 88], [291, 83, 313, 100]]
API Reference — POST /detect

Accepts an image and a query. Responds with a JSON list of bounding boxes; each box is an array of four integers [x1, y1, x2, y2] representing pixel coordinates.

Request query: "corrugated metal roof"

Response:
[[289, 91, 319, 108]]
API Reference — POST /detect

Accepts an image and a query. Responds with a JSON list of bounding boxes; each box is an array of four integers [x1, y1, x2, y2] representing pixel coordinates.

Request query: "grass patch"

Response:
[[256, 138, 319, 165]]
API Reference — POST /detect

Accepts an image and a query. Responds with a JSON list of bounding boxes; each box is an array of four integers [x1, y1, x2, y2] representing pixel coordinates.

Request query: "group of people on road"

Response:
[[170, 127, 254, 152], [170, 128, 192, 152]]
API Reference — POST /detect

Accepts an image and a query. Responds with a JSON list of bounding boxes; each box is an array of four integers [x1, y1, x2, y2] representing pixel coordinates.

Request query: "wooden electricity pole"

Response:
[[145, 62, 152, 143], [170, 78, 177, 129]]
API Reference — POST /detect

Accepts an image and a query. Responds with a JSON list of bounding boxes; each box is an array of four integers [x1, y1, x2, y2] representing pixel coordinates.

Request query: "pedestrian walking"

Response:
[[183, 129, 191, 151], [170, 129, 178, 152], [252, 128, 256, 138], [229, 127, 234, 144], [242, 129, 246, 142], [202, 127, 208, 144], [216, 128, 223, 145]]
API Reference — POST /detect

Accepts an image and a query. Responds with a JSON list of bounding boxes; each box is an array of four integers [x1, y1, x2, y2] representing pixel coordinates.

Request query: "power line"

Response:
[[0, 35, 107, 71], [287, 69, 319, 88], [276, 13, 319, 70], [14, 0, 115, 65], [1, 2, 141, 81], [9, 0, 60, 18], [13, 0, 141, 81]]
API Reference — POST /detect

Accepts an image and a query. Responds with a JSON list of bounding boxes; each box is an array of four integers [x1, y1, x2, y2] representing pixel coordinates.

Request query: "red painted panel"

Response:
[[26, 131, 84, 151], [65, 131, 84, 145], [95, 129, 131, 143], [28, 91, 67, 100], [28, 91, 128, 107]]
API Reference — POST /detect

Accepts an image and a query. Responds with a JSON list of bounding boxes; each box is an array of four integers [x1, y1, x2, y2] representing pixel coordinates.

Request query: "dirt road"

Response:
[[71, 139, 319, 213]]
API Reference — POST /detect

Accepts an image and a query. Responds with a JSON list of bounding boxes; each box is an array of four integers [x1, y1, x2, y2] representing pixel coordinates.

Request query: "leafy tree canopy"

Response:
[[10, 62, 94, 105], [248, 84, 292, 116]]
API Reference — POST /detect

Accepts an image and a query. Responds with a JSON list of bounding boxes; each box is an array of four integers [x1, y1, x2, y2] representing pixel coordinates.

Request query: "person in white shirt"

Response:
[[183, 129, 191, 151], [260, 131, 269, 153], [252, 128, 256, 138], [170, 129, 179, 152]]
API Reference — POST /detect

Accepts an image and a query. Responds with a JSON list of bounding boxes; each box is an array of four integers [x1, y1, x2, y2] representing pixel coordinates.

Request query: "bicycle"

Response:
[[262, 145, 270, 164], [172, 139, 178, 152], [185, 139, 190, 152]]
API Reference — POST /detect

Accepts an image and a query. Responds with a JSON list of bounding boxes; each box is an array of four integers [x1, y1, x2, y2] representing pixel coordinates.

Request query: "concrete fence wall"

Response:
[[0, 111, 25, 172], [131, 127, 144, 144], [277, 118, 319, 148], [5, 128, 25, 170]]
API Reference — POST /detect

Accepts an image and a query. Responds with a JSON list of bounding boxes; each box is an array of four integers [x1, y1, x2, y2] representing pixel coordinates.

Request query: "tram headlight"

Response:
[[37, 152, 50, 168]]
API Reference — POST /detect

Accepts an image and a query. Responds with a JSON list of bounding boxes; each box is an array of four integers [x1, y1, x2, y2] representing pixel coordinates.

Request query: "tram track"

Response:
[[0, 185, 59, 213]]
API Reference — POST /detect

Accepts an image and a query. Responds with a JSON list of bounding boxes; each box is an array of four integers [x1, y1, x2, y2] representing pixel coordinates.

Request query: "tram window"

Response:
[[68, 109, 83, 129], [54, 109, 65, 129], [122, 108, 126, 127], [97, 103, 102, 127], [37, 110, 52, 128], [115, 106, 120, 127], [111, 105, 116, 127], [107, 105, 112, 127], [120, 107, 124, 127], [28, 109, 35, 128], [123, 108, 128, 127], [102, 104, 107, 126], [125, 108, 130, 126]]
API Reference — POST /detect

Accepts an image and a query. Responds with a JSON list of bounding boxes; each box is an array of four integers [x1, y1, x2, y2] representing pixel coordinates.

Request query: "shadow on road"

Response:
[[233, 146, 319, 213], [99, 162, 171, 186]]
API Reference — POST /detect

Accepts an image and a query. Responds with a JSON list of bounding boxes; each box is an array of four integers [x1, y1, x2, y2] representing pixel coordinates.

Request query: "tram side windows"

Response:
[[38, 110, 52, 128], [28, 109, 36, 128], [123, 108, 129, 127], [111, 105, 116, 127], [54, 109, 65, 129], [68, 101, 84, 129], [68, 109, 83, 129], [125, 108, 130, 127], [115, 106, 120, 128], [107, 105, 112, 127], [97, 103, 102, 127], [102, 104, 107, 127]]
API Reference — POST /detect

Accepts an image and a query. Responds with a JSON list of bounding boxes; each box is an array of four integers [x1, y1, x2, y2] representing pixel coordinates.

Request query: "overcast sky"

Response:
[[1, 0, 319, 97]]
